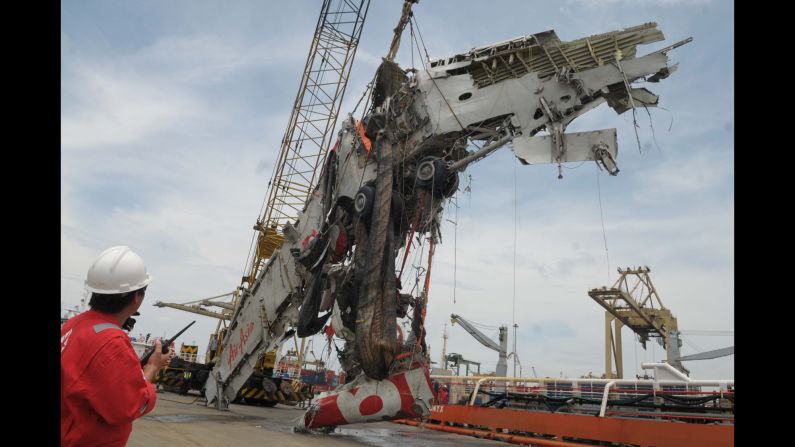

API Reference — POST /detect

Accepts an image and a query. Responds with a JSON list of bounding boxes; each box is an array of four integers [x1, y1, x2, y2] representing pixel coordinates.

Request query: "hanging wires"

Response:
[[352, 72, 377, 120], [467, 319, 498, 331], [409, 14, 466, 132], [512, 156, 517, 338], [409, 13, 431, 64], [643, 105, 662, 153], [681, 336, 706, 354], [409, 16, 415, 70], [595, 166, 611, 283], [444, 193, 460, 304], [453, 197, 458, 304]]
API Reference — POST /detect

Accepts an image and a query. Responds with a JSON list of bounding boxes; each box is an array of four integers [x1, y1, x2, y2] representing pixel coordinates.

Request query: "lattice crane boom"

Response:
[[244, 0, 371, 286]]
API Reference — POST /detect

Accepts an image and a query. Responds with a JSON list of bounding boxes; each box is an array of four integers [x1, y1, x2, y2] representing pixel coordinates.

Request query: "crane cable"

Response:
[[512, 153, 518, 376], [596, 166, 611, 282], [409, 15, 466, 132], [512, 152, 517, 347], [452, 193, 459, 304]]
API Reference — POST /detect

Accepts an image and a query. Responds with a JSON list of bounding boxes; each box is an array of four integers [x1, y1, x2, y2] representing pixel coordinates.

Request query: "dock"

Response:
[[128, 391, 507, 447]]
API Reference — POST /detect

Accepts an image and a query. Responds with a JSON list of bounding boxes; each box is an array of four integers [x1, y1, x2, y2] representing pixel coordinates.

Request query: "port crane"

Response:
[[450, 314, 508, 377], [444, 353, 481, 376], [154, 292, 235, 321], [675, 330, 734, 362], [588, 266, 684, 378], [588, 266, 734, 379]]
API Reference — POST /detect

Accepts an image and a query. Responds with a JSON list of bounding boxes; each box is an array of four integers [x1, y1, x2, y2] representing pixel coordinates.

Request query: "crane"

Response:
[[204, 1, 691, 430], [508, 351, 523, 378], [154, 291, 247, 365], [588, 266, 691, 378], [588, 268, 734, 378], [445, 353, 481, 376], [154, 291, 236, 321], [671, 330, 734, 363], [450, 314, 508, 377], [205, 0, 372, 411], [440, 323, 448, 367], [241, 0, 372, 289]]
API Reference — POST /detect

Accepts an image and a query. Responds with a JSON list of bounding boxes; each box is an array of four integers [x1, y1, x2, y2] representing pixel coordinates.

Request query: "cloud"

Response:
[[127, 34, 308, 85], [61, 66, 204, 150], [567, 0, 713, 8], [629, 148, 733, 199], [61, 0, 732, 380]]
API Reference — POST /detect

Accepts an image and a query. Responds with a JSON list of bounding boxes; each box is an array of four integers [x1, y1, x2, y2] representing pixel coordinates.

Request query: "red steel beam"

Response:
[[397, 419, 591, 447], [408, 405, 733, 447]]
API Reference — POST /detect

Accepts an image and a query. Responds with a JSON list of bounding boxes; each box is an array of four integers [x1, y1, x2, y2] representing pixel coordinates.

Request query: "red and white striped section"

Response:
[[302, 366, 434, 428]]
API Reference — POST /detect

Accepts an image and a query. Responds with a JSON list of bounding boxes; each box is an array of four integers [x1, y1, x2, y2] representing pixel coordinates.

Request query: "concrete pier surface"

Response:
[[128, 391, 506, 447]]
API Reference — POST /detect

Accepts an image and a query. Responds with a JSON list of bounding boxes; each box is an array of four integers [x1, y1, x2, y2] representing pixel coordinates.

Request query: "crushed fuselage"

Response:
[[205, 23, 690, 427]]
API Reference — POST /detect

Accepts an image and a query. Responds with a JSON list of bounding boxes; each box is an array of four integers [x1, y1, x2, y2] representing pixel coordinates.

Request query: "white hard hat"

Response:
[[85, 246, 151, 294]]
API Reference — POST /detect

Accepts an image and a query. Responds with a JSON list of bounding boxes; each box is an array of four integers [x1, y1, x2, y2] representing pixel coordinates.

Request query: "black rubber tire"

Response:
[[414, 156, 437, 190], [443, 171, 459, 198], [261, 378, 277, 394], [353, 185, 376, 222], [415, 156, 449, 197]]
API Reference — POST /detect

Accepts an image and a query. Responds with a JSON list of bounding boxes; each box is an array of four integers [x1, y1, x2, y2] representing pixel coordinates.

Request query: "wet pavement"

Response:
[[128, 391, 508, 447]]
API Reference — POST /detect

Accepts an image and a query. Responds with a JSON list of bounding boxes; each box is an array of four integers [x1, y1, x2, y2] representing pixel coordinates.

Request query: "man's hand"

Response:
[[142, 339, 176, 383]]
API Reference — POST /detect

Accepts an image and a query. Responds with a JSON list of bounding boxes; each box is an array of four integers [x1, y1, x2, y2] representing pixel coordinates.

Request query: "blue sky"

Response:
[[61, 0, 733, 380]]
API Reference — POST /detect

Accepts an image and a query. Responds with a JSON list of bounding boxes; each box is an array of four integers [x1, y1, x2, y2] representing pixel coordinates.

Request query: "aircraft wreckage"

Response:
[[203, 19, 691, 429]]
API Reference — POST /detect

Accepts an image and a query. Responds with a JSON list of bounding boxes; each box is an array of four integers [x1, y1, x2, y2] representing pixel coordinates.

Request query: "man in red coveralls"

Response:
[[61, 246, 175, 447]]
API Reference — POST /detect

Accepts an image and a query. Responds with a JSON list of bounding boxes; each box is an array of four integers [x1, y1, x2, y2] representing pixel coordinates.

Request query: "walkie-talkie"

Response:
[[139, 320, 196, 367]]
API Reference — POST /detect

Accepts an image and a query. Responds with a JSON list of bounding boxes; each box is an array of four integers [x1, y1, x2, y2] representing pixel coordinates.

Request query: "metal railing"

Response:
[[429, 363, 734, 420]]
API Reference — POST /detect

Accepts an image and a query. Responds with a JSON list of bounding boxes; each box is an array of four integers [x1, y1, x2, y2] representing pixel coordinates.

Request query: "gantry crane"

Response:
[[445, 353, 481, 376]]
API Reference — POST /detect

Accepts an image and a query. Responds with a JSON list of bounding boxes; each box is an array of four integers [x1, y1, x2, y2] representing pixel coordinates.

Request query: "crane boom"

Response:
[[205, 0, 371, 410], [451, 314, 508, 377], [244, 0, 371, 287], [677, 346, 734, 362], [450, 314, 503, 353], [153, 301, 230, 320]]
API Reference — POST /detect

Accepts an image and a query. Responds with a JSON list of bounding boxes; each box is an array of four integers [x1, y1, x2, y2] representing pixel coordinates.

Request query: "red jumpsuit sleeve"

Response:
[[84, 337, 158, 425]]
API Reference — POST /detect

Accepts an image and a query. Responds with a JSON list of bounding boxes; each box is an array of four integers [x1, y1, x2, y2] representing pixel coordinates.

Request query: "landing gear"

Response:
[[353, 185, 375, 222], [415, 156, 458, 198]]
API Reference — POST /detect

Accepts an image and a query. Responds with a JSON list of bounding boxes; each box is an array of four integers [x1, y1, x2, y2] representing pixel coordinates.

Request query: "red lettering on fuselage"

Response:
[[226, 322, 255, 370], [302, 229, 318, 250]]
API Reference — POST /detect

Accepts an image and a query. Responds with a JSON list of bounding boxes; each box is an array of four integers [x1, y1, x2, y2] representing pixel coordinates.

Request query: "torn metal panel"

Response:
[[570, 51, 671, 96], [301, 366, 434, 428], [412, 38, 679, 154], [429, 23, 665, 87], [605, 86, 659, 114], [513, 128, 618, 166]]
